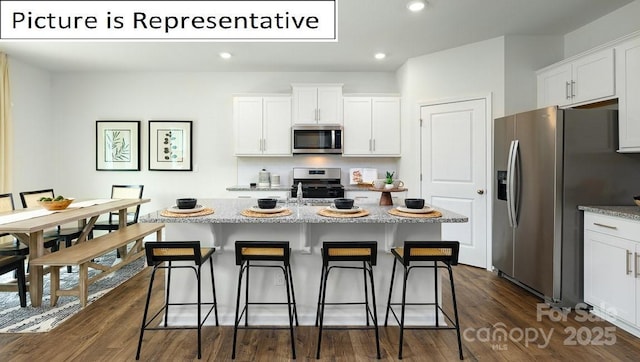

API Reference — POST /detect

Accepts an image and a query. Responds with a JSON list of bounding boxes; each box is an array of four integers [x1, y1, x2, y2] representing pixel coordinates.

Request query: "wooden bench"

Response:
[[30, 223, 164, 308]]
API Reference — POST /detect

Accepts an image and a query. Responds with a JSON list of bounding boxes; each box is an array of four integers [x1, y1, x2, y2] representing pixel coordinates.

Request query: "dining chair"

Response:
[[0, 255, 27, 307], [0, 193, 61, 277], [19, 189, 83, 272], [93, 185, 144, 233]]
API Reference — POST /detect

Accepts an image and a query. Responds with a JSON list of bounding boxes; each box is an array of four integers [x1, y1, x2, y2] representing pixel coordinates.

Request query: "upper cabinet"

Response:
[[292, 84, 343, 125], [343, 96, 401, 157], [616, 36, 640, 153], [233, 96, 292, 156], [537, 48, 615, 108]]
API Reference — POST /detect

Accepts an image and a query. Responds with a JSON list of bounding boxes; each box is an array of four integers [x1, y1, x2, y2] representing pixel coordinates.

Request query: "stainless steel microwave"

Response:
[[291, 125, 342, 154]]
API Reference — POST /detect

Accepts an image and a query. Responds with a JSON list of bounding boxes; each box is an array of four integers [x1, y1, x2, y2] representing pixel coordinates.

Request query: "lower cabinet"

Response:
[[584, 212, 640, 336]]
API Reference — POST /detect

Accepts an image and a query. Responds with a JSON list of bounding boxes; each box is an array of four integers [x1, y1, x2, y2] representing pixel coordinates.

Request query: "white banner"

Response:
[[0, 0, 337, 40]]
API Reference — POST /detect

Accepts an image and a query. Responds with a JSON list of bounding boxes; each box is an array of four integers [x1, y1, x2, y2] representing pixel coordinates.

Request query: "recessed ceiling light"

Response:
[[374, 53, 386, 60], [407, 1, 425, 12], [219, 52, 232, 59]]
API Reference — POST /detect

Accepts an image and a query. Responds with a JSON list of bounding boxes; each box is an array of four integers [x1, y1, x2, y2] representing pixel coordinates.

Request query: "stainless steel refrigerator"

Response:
[[493, 106, 640, 307]]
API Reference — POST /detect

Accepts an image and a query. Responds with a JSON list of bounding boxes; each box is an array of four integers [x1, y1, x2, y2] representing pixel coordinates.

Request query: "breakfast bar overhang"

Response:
[[140, 198, 468, 326]]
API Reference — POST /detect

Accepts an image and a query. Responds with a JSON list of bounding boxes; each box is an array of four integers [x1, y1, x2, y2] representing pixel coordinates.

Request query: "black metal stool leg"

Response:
[[385, 257, 398, 326], [314, 264, 327, 327], [434, 262, 440, 327], [316, 265, 330, 359], [232, 262, 246, 360], [283, 265, 296, 359], [164, 261, 172, 327], [363, 261, 370, 326], [287, 264, 299, 326], [196, 266, 202, 359], [209, 257, 219, 325], [398, 265, 409, 359], [448, 263, 463, 360], [245, 261, 250, 327], [136, 266, 157, 360], [366, 261, 381, 359]]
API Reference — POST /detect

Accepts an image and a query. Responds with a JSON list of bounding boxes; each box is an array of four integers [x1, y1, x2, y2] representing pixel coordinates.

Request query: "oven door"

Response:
[[292, 126, 342, 154]]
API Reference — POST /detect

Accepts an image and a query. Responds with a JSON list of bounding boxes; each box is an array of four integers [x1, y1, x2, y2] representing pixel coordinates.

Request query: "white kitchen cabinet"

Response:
[[292, 84, 343, 125], [233, 96, 291, 156], [537, 48, 615, 108], [342, 96, 401, 157], [584, 212, 640, 335], [616, 36, 640, 152]]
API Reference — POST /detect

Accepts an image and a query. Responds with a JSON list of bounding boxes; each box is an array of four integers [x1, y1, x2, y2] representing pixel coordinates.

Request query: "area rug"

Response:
[[0, 251, 146, 333]]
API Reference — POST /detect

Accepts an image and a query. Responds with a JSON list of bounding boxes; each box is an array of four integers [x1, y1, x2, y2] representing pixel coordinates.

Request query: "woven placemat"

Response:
[[317, 209, 370, 218], [160, 208, 215, 218], [241, 209, 293, 218], [387, 208, 442, 218]]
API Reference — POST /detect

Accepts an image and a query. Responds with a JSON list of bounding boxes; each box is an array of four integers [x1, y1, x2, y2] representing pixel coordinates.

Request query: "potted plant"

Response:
[[384, 171, 395, 189]]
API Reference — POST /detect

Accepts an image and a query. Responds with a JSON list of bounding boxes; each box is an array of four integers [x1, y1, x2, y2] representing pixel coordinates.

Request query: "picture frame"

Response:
[[96, 120, 141, 171], [148, 120, 193, 171]]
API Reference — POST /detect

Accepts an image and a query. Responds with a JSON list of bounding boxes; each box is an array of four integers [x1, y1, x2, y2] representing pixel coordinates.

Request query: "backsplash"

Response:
[[236, 156, 401, 186]]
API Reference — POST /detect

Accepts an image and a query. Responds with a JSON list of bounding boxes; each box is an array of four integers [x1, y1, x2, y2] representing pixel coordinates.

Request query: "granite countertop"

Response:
[[140, 198, 468, 224], [579, 205, 640, 221]]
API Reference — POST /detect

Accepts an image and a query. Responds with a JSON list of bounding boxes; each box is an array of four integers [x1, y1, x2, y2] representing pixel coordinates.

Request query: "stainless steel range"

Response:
[[290, 167, 344, 198]]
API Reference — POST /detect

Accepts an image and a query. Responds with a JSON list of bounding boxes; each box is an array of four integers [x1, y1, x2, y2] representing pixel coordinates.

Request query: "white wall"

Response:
[[505, 35, 563, 115], [396, 37, 505, 195], [564, 0, 640, 57], [8, 57, 56, 197], [44, 71, 396, 213]]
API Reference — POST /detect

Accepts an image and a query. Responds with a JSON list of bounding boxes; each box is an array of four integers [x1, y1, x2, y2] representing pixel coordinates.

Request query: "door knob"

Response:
[[477, 189, 485, 195]]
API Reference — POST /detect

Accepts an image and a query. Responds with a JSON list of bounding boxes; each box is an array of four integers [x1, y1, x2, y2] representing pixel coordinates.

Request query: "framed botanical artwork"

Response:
[[148, 120, 193, 171], [96, 121, 141, 171]]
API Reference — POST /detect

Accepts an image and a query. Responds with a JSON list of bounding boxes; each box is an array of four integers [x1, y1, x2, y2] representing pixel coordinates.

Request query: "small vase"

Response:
[[384, 183, 394, 190]]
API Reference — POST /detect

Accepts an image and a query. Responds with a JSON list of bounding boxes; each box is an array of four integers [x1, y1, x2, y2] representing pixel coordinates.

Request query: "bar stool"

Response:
[[136, 241, 219, 360], [232, 241, 298, 360], [315, 241, 381, 359], [384, 241, 463, 360]]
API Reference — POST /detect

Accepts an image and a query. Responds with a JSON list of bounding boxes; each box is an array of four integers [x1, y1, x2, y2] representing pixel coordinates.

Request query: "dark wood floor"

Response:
[[1, 264, 640, 361]]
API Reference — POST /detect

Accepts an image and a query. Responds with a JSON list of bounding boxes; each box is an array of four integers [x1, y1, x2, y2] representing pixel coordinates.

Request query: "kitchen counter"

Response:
[[141, 198, 468, 225], [578, 205, 640, 221], [139, 198, 467, 327], [226, 184, 387, 192]]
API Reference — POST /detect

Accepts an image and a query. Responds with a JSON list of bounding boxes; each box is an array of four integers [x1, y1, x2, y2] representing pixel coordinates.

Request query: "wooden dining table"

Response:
[[0, 198, 150, 307]]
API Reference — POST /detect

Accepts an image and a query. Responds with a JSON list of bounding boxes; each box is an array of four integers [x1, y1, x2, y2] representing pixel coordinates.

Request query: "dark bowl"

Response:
[[404, 198, 425, 209], [257, 198, 277, 209], [176, 198, 197, 209], [334, 198, 355, 210]]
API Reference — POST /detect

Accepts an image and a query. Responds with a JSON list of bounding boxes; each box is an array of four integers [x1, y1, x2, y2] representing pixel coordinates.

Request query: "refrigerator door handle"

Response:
[[506, 140, 516, 227], [508, 140, 520, 227]]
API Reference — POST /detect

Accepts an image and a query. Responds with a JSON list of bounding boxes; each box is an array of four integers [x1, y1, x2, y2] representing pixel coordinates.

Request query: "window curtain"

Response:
[[0, 52, 12, 193]]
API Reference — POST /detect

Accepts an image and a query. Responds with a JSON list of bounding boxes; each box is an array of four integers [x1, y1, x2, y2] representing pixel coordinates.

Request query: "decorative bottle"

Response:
[[297, 182, 303, 204]]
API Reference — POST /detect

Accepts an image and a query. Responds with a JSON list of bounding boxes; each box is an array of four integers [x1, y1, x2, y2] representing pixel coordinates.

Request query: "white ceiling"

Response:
[[0, 0, 633, 72]]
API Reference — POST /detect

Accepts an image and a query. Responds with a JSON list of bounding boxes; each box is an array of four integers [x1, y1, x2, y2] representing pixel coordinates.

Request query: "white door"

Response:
[[420, 98, 488, 268]]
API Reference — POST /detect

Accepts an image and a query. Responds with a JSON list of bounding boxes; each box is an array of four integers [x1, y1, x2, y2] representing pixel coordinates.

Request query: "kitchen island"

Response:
[[140, 198, 467, 326]]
